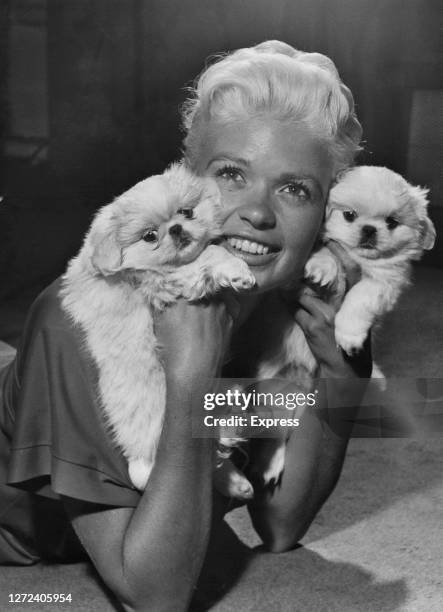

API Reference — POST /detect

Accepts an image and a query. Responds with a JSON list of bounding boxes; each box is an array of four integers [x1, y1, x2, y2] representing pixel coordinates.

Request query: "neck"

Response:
[[234, 292, 263, 331]]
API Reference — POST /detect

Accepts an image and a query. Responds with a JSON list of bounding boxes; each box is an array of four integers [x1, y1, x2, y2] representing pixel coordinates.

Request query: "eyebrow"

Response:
[[207, 155, 250, 168]]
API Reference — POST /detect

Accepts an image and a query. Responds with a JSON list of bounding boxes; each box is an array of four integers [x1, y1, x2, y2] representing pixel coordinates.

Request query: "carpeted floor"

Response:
[[1, 265, 442, 611]]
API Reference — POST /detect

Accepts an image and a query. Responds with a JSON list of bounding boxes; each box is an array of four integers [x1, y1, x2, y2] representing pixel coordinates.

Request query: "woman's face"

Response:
[[193, 117, 334, 292]]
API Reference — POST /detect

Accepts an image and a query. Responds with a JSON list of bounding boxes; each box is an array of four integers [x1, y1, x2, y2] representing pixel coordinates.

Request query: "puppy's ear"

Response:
[[88, 207, 123, 275], [419, 216, 436, 251], [325, 205, 332, 221], [324, 200, 336, 222], [408, 185, 436, 251]]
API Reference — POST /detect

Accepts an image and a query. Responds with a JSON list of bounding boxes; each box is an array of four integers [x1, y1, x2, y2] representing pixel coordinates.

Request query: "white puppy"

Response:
[[61, 163, 255, 490], [255, 166, 435, 484], [308, 165, 435, 352]]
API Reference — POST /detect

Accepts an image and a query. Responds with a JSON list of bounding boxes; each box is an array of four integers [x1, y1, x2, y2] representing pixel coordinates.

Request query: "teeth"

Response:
[[227, 237, 270, 255]]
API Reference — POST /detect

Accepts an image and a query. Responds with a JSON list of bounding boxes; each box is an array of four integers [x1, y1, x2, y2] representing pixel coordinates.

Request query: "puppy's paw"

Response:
[[230, 269, 256, 292], [305, 252, 338, 287], [213, 459, 254, 500], [250, 440, 287, 488], [334, 311, 368, 355], [185, 272, 214, 301], [213, 259, 256, 292], [128, 457, 153, 490], [261, 444, 286, 486]]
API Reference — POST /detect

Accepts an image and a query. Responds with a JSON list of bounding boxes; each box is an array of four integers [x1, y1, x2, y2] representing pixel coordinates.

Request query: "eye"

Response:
[[343, 210, 357, 222], [215, 165, 244, 183], [281, 182, 311, 201], [177, 207, 194, 220], [386, 216, 399, 230], [142, 228, 158, 242]]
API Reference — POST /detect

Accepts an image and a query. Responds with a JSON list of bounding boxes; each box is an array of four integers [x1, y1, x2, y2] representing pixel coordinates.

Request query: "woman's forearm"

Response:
[[120, 379, 213, 610], [248, 414, 349, 552], [248, 378, 364, 553]]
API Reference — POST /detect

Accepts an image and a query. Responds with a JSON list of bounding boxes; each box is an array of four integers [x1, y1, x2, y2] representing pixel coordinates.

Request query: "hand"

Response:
[[293, 291, 372, 437], [294, 291, 372, 380], [153, 296, 239, 389]]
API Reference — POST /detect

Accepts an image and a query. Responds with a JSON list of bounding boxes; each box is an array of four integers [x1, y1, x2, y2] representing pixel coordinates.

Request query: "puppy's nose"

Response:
[[169, 224, 183, 237], [361, 225, 377, 238]]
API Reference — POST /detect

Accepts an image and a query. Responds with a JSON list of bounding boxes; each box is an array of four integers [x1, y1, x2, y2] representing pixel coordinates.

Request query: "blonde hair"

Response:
[[182, 40, 362, 174]]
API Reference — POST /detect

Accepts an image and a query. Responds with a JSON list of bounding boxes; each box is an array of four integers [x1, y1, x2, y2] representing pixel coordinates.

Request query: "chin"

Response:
[[354, 246, 382, 260], [252, 264, 302, 294]]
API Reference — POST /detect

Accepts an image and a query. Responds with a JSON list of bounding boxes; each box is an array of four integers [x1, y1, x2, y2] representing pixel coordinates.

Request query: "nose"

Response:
[[361, 225, 377, 238], [169, 224, 182, 237], [237, 187, 276, 230]]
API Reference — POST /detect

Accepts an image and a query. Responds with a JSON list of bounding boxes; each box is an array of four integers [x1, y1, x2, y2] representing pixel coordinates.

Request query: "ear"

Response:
[[407, 184, 436, 251], [419, 216, 436, 251], [324, 201, 335, 222], [88, 207, 123, 275], [325, 179, 345, 222]]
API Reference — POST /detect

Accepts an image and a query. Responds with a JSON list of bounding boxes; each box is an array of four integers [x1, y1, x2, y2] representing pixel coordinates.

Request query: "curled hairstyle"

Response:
[[182, 40, 362, 174]]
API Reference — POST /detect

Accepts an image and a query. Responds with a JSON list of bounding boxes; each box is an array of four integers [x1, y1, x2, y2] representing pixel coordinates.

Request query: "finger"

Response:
[[293, 307, 312, 330], [326, 240, 361, 288], [293, 309, 337, 352], [297, 293, 336, 325]]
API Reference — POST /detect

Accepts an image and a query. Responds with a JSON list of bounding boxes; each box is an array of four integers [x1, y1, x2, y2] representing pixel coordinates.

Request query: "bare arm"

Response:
[[247, 293, 372, 552], [63, 300, 233, 611]]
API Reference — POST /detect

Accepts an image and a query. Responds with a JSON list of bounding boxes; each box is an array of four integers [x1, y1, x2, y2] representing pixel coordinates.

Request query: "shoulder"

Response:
[[13, 277, 92, 400], [19, 277, 84, 361], [27, 278, 69, 332]]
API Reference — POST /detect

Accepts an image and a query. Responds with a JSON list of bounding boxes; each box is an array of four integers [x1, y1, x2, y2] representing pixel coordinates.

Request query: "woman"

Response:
[[0, 41, 371, 610]]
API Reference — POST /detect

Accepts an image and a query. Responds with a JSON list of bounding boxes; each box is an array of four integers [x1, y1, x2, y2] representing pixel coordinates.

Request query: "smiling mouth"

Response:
[[226, 236, 280, 255]]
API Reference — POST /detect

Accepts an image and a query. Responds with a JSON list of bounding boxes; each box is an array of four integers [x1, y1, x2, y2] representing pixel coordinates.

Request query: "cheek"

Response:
[[280, 210, 324, 269], [217, 188, 246, 222], [122, 239, 175, 268], [380, 225, 416, 248], [179, 219, 215, 242], [326, 216, 358, 243]]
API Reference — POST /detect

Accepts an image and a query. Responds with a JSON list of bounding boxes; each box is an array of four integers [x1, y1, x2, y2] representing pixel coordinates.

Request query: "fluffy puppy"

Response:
[[308, 165, 435, 352], [61, 163, 255, 490], [254, 166, 435, 484]]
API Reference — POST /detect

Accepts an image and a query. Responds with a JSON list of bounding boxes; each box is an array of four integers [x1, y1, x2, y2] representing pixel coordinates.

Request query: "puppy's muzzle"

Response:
[[360, 224, 377, 248], [169, 224, 192, 248]]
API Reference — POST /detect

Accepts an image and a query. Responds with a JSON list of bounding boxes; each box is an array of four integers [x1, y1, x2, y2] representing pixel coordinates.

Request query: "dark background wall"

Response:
[[1, 0, 442, 340]]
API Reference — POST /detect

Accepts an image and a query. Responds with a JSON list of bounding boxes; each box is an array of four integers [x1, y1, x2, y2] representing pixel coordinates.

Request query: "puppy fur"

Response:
[[61, 163, 255, 490], [311, 165, 435, 352], [255, 166, 435, 484]]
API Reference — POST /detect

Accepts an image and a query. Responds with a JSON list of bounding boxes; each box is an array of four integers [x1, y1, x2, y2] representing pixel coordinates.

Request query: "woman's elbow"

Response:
[[104, 571, 186, 612], [262, 523, 309, 554], [119, 590, 188, 612], [253, 512, 311, 554]]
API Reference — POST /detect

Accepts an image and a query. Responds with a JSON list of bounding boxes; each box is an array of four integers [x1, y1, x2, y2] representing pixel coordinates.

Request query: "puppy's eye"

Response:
[[343, 210, 357, 222], [386, 216, 399, 230], [142, 229, 158, 242], [177, 207, 194, 220]]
